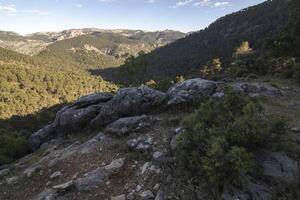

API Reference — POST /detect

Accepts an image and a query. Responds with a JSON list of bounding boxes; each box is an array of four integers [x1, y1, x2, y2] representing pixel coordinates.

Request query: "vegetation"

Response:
[[175, 89, 286, 192], [200, 58, 222, 80], [0, 47, 118, 165], [114, 0, 289, 84]]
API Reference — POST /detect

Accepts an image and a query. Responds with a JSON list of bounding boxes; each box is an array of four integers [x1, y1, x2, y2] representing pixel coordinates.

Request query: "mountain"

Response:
[[0, 29, 185, 68], [0, 47, 118, 120], [112, 0, 290, 84]]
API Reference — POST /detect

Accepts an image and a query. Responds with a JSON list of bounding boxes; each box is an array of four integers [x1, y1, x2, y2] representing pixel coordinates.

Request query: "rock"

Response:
[[28, 124, 55, 151], [167, 78, 218, 105], [155, 191, 166, 200], [111, 194, 126, 200], [105, 115, 151, 136], [74, 158, 124, 191], [0, 168, 10, 178], [72, 92, 113, 108], [33, 189, 58, 200], [170, 132, 184, 151], [262, 152, 299, 183], [104, 158, 126, 172], [53, 180, 74, 192], [50, 171, 62, 179], [74, 168, 108, 191], [128, 135, 153, 153], [222, 180, 271, 200], [141, 162, 161, 175], [6, 176, 18, 184], [231, 82, 282, 97], [152, 151, 168, 163], [54, 105, 99, 133], [140, 190, 155, 200], [24, 165, 42, 178], [291, 127, 300, 133], [90, 86, 166, 127]]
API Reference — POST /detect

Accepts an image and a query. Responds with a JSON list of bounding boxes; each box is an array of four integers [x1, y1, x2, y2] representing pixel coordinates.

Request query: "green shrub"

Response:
[[175, 89, 286, 191], [0, 129, 29, 165]]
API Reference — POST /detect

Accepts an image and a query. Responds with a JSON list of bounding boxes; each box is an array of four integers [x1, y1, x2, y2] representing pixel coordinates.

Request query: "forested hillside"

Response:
[[113, 0, 290, 84]]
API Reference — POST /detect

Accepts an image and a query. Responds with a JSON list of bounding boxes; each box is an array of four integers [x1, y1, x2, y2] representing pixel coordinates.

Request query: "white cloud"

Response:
[[0, 4, 17, 16], [213, 1, 230, 7], [76, 4, 83, 8]]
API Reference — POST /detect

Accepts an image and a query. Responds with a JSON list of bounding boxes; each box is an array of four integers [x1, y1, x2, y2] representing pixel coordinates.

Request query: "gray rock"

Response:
[[33, 189, 57, 200], [50, 171, 62, 179], [152, 151, 168, 163], [128, 135, 153, 153], [231, 82, 282, 97], [74, 158, 124, 191], [0, 168, 10, 178], [104, 158, 126, 172], [74, 168, 108, 191], [28, 124, 55, 151], [167, 78, 217, 105], [53, 93, 113, 133], [291, 127, 300, 133], [140, 190, 155, 200], [53, 180, 74, 192], [111, 194, 126, 200], [262, 152, 299, 183], [170, 132, 184, 151], [6, 176, 18, 184], [155, 191, 166, 200], [105, 115, 151, 136], [24, 165, 42, 178], [90, 86, 166, 127]]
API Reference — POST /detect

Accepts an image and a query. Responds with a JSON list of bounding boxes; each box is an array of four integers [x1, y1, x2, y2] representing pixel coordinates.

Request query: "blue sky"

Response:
[[0, 0, 265, 35]]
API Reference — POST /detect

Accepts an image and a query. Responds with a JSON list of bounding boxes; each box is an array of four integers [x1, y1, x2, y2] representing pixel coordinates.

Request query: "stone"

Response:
[[52, 180, 74, 191], [24, 165, 42, 178], [140, 190, 155, 200], [90, 86, 166, 127], [104, 158, 126, 172], [33, 189, 58, 200], [6, 176, 18, 184], [262, 152, 299, 183], [74, 168, 108, 191], [167, 78, 217, 105], [170, 132, 184, 151], [28, 124, 55, 151], [128, 135, 153, 153], [152, 151, 168, 163], [231, 82, 282, 97], [0, 168, 10, 178], [291, 127, 300, 133], [105, 115, 151, 136], [50, 171, 62, 179], [155, 191, 166, 200], [111, 194, 126, 200]]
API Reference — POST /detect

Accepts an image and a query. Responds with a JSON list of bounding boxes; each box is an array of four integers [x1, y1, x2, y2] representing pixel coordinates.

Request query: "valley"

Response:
[[0, 0, 300, 199]]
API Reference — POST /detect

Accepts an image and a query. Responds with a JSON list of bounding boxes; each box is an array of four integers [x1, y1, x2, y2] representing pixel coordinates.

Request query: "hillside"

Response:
[[111, 0, 290, 84], [34, 30, 185, 69], [0, 29, 185, 69]]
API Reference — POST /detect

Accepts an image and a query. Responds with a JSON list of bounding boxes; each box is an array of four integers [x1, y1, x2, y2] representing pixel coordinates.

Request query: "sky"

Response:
[[0, 0, 266, 35]]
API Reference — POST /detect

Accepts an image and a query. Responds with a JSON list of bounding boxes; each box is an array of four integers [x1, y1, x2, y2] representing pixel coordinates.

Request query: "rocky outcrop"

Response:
[[90, 86, 166, 127], [231, 82, 282, 97], [28, 124, 55, 151], [105, 115, 151, 136], [166, 78, 218, 105], [262, 152, 299, 183], [54, 92, 113, 133]]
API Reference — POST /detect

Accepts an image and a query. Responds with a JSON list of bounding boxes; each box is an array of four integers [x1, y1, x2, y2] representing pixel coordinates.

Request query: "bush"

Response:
[[0, 129, 29, 165], [175, 88, 286, 191]]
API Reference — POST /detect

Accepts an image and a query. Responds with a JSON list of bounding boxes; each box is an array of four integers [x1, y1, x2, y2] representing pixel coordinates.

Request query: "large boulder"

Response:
[[262, 152, 299, 183], [231, 82, 282, 97], [54, 92, 113, 133], [105, 115, 151, 137], [28, 124, 55, 151], [90, 86, 166, 127], [166, 78, 218, 105]]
